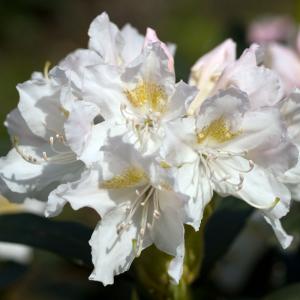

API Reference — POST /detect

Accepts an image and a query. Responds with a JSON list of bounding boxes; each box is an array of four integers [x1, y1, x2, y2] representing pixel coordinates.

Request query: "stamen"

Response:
[[136, 200, 149, 257], [115, 185, 163, 257], [42, 152, 48, 160], [197, 139, 257, 196], [13, 135, 76, 165], [197, 118, 241, 144], [140, 188, 154, 206], [116, 185, 151, 237], [153, 190, 161, 219], [120, 94, 163, 151], [124, 81, 167, 113], [13, 136, 43, 165], [43, 61, 51, 80]]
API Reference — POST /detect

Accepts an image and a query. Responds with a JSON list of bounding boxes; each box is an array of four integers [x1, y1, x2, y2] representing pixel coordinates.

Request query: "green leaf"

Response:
[[263, 283, 300, 300], [0, 213, 93, 267], [201, 197, 253, 274]]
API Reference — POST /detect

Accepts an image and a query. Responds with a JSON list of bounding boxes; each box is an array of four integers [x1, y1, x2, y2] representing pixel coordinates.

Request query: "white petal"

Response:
[[228, 108, 298, 174], [215, 44, 284, 109], [0, 147, 83, 197], [17, 72, 65, 140], [159, 122, 198, 166], [46, 167, 121, 217], [150, 190, 186, 283], [262, 185, 291, 248], [58, 49, 102, 89], [0, 148, 44, 193], [248, 137, 298, 175], [188, 39, 236, 113], [120, 24, 144, 64], [189, 38, 236, 89], [280, 90, 300, 144], [64, 100, 101, 163], [83, 64, 124, 120], [263, 215, 293, 249], [88, 12, 123, 65], [144, 28, 175, 72], [168, 241, 185, 284], [214, 157, 289, 210], [165, 153, 213, 230], [89, 207, 147, 285], [4, 108, 46, 148], [164, 81, 198, 121], [280, 156, 300, 201], [266, 44, 300, 94], [151, 190, 185, 256], [79, 121, 112, 166]]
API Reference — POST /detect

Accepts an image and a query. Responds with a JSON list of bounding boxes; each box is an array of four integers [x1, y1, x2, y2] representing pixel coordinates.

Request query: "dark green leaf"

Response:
[[201, 197, 253, 274], [0, 213, 93, 267]]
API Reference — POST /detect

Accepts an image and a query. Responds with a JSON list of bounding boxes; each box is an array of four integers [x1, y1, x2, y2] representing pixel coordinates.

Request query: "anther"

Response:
[[153, 210, 160, 219], [42, 152, 48, 160]]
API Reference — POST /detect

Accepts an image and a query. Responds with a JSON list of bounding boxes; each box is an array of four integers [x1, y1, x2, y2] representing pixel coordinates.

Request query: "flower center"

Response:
[[197, 117, 240, 144], [101, 167, 147, 189], [124, 81, 167, 113]]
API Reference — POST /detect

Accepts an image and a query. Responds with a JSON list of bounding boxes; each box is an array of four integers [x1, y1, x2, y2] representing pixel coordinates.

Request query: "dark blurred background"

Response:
[[1, 1, 300, 299]]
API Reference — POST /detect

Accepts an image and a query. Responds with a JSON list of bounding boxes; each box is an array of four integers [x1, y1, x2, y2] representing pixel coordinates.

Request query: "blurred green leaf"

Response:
[[0, 213, 93, 267], [201, 197, 253, 274], [263, 283, 300, 300]]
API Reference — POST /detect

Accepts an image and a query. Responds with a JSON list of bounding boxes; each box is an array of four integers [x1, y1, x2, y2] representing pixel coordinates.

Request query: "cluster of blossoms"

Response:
[[1, 12, 300, 285]]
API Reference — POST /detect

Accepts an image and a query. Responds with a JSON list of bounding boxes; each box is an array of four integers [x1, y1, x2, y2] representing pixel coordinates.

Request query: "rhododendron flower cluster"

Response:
[[1, 12, 300, 286]]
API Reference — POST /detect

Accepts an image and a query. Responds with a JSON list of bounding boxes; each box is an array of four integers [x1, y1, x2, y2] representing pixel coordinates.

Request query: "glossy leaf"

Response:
[[0, 213, 93, 267], [201, 197, 253, 274]]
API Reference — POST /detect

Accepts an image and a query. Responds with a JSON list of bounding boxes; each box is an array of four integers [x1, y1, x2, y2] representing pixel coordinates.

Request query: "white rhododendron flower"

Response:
[[1, 11, 300, 288], [47, 141, 189, 285], [68, 42, 195, 162], [189, 42, 285, 113], [0, 66, 86, 202], [160, 88, 297, 248]]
